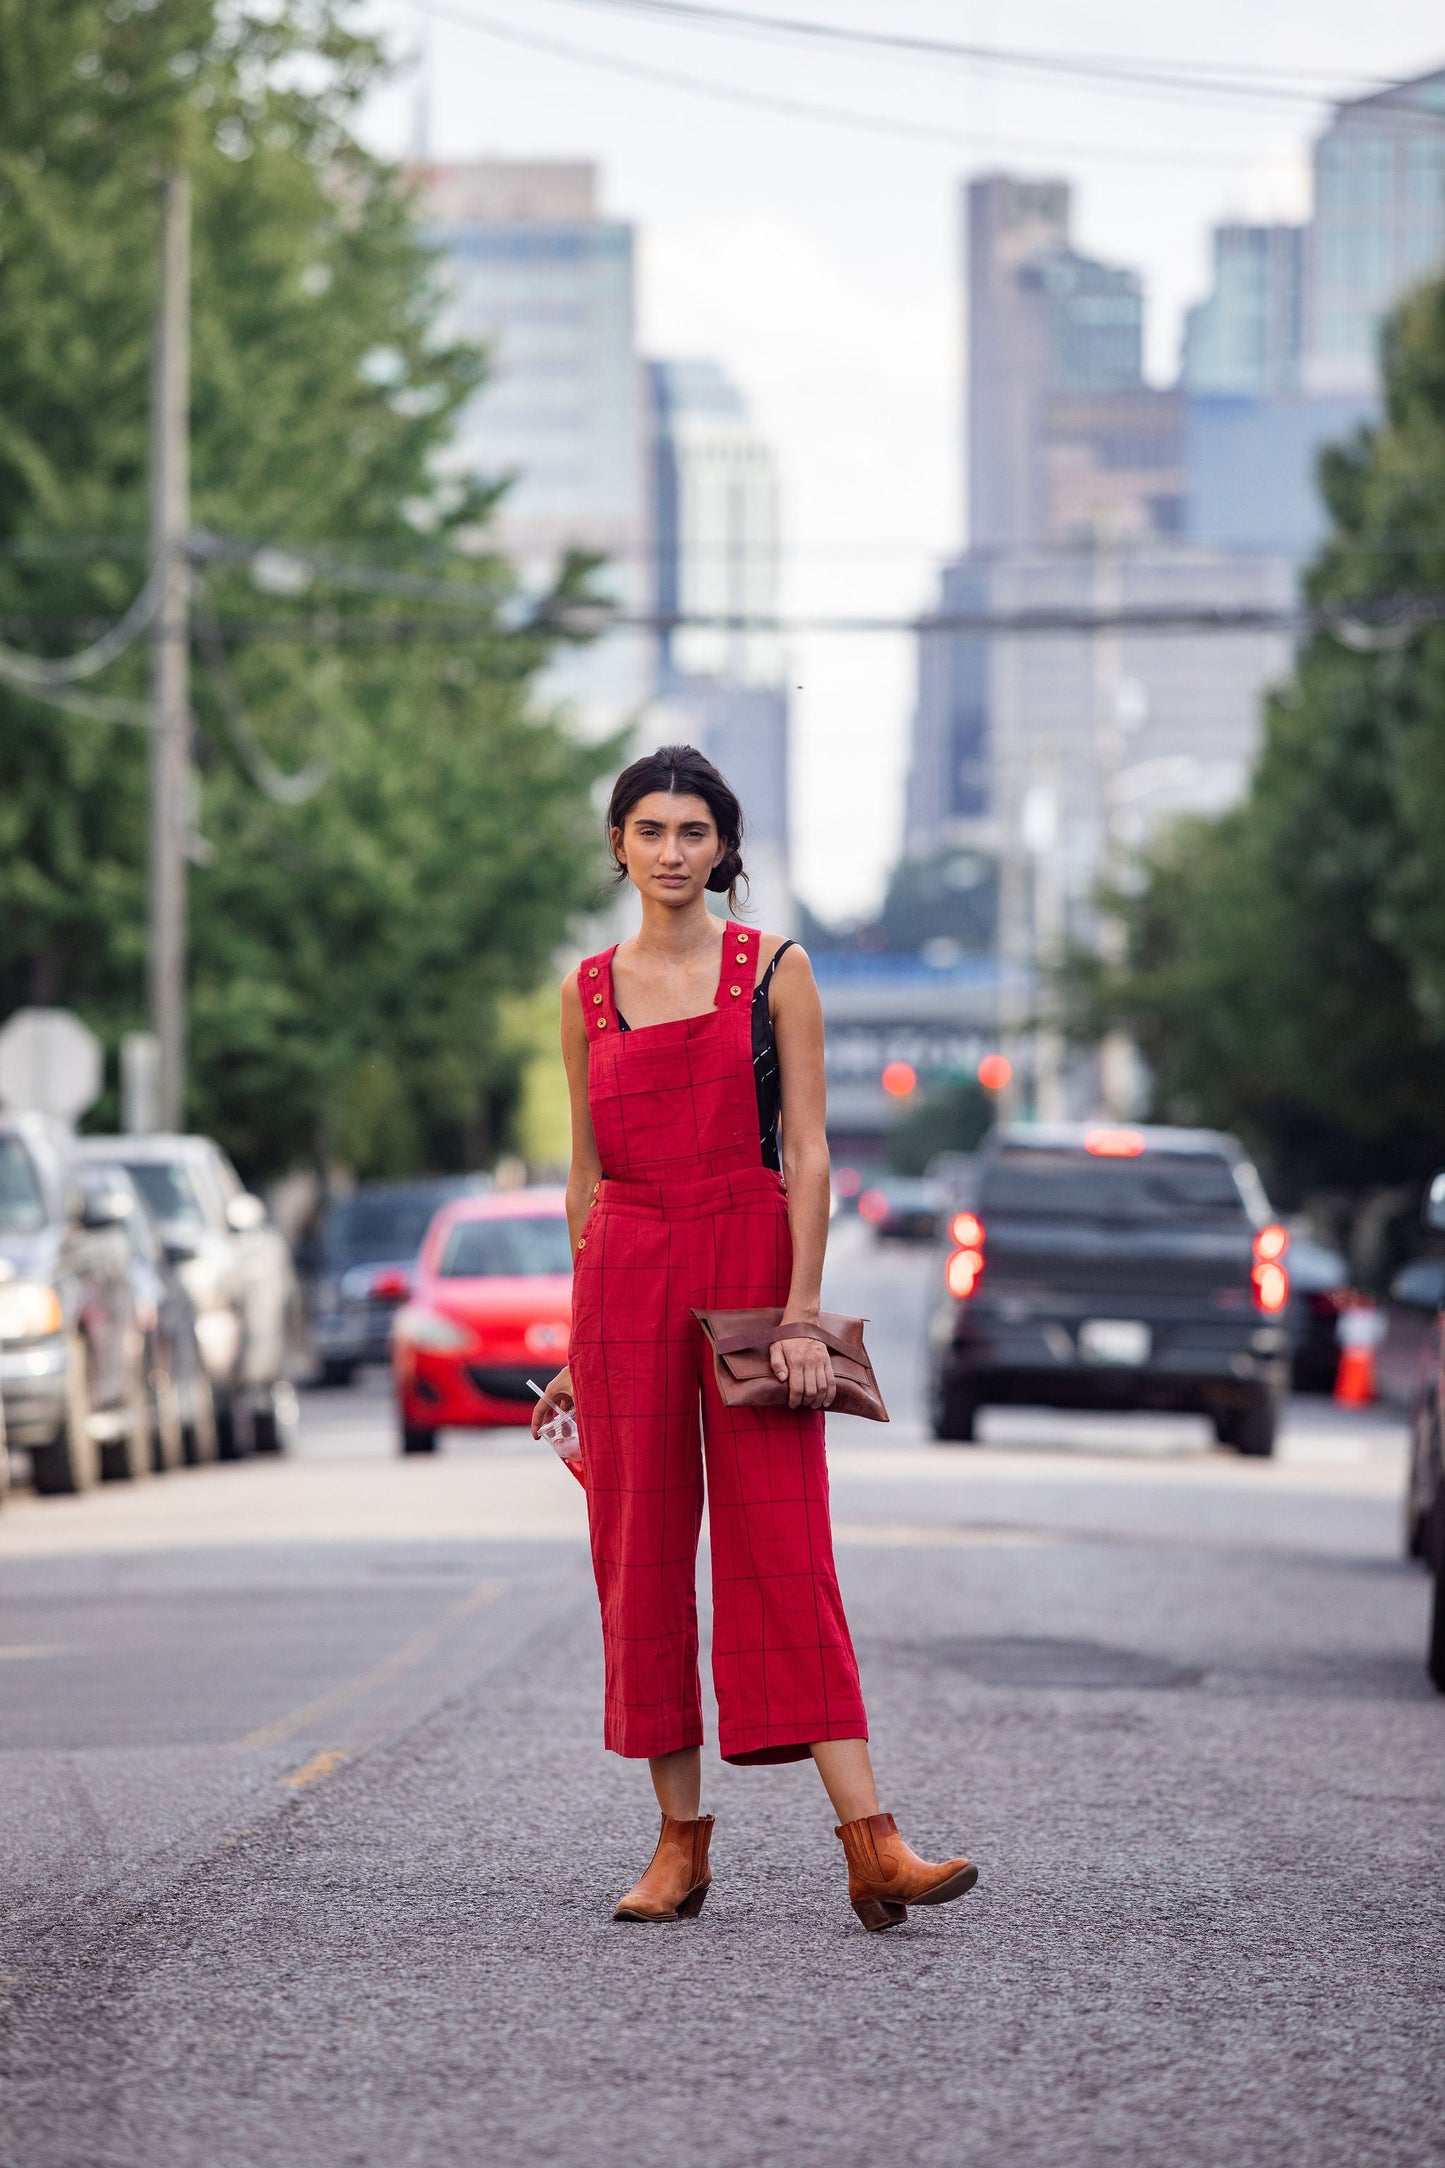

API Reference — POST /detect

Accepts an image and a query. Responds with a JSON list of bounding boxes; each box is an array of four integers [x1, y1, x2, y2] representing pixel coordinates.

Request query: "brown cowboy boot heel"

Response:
[[613, 1813, 714, 1922], [835, 1812, 978, 1932]]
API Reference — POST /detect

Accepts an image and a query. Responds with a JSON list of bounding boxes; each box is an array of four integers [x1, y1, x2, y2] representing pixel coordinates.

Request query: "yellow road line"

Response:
[[0, 1645, 64, 1660], [237, 1580, 506, 1752], [281, 1748, 349, 1789]]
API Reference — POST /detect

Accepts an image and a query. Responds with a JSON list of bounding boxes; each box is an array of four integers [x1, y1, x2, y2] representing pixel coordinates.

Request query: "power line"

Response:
[[0, 550, 173, 693], [506, 0, 1445, 118], [11, 598, 1441, 642], [402, 0, 1282, 171]]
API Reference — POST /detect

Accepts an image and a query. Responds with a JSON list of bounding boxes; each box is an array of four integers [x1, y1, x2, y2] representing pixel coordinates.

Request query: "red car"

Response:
[[391, 1188, 571, 1454]]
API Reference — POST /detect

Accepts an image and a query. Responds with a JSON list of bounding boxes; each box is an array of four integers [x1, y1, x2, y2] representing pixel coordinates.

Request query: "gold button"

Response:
[[597, 1017, 608, 1030], [734, 951, 746, 963], [593, 992, 603, 1004], [587, 966, 598, 978], [737, 932, 749, 943], [730, 985, 742, 997]]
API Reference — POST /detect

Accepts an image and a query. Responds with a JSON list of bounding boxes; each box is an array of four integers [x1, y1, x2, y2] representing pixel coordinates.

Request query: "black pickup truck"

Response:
[[926, 1122, 1293, 1455]]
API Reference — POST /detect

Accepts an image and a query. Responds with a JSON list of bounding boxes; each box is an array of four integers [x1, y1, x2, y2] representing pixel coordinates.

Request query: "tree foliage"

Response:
[[883, 1078, 993, 1176], [0, 0, 617, 1178], [1068, 276, 1445, 1231]]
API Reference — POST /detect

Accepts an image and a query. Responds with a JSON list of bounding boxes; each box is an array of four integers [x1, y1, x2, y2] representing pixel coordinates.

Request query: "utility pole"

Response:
[[147, 168, 190, 1132]]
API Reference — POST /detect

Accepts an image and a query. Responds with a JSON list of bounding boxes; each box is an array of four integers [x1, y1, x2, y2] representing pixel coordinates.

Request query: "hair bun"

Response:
[[706, 845, 743, 896]]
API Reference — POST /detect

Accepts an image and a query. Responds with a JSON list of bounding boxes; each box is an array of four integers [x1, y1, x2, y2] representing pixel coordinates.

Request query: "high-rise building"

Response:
[[1183, 224, 1304, 398], [965, 174, 1184, 550], [415, 159, 650, 732], [908, 548, 1295, 874], [649, 360, 781, 689], [1303, 67, 1445, 397], [648, 359, 791, 930]]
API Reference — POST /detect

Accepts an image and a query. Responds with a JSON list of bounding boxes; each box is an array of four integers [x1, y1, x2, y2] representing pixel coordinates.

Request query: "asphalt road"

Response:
[[0, 1222, 1440, 2168]]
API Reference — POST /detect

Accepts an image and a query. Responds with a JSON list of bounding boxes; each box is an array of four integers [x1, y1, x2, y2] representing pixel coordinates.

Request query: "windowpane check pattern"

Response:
[[568, 925, 867, 1765]]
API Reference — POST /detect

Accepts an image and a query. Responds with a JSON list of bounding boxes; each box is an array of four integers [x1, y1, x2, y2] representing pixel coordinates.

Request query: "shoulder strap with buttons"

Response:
[[715, 921, 759, 1010], [578, 945, 619, 1037]]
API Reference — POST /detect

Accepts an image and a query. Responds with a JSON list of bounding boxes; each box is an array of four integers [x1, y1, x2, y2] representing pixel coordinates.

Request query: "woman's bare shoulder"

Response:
[[758, 931, 813, 977]]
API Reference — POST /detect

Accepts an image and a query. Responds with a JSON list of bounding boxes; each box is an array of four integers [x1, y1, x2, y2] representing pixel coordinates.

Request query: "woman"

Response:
[[534, 745, 977, 1932]]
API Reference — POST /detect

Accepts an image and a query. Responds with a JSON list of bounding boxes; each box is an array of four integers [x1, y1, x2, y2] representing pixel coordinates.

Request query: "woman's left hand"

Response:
[[770, 1332, 836, 1410]]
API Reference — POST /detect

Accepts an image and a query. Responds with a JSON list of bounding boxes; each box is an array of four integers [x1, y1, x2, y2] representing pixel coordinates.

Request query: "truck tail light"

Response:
[[1252, 1224, 1289, 1312], [946, 1212, 985, 1299], [1083, 1127, 1145, 1156]]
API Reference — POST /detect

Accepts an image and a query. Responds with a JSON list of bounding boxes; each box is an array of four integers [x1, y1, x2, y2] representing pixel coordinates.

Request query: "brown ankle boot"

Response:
[[613, 1814, 714, 1922], [835, 1812, 978, 1931]]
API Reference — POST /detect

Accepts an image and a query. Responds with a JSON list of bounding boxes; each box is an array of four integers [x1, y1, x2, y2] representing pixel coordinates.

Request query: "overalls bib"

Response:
[[567, 923, 868, 1765]]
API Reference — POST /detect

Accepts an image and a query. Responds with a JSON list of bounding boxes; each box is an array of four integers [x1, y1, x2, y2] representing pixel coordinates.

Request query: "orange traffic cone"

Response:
[[1334, 1302, 1381, 1407], [1333, 1341, 1376, 1407]]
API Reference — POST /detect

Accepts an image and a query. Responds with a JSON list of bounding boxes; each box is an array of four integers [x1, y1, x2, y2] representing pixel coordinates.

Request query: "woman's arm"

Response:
[[533, 971, 600, 1438], [561, 970, 600, 1254], [769, 943, 836, 1409]]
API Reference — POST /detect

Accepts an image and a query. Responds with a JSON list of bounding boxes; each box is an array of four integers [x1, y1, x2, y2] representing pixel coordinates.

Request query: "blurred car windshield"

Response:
[[124, 1160, 207, 1228], [981, 1148, 1247, 1224], [324, 1193, 456, 1267], [437, 1216, 572, 1279], [0, 1136, 47, 1232]]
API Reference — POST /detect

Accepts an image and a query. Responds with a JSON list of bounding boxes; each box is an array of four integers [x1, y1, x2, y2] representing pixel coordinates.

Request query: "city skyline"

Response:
[[358, 2, 1445, 916]]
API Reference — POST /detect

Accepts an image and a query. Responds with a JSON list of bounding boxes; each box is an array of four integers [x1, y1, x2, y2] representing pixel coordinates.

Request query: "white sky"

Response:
[[356, 0, 1444, 919]]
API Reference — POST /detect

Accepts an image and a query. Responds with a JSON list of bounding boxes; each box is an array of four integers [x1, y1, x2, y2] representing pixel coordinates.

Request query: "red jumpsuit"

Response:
[[567, 923, 868, 1765]]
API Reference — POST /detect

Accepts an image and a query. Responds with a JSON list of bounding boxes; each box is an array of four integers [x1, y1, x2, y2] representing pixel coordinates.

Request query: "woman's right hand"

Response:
[[530, 1365, 574, 1439]]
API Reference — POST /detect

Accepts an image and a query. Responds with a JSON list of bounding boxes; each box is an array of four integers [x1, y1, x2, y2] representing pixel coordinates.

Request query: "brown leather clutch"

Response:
[[691, 1307, 889, 1423]]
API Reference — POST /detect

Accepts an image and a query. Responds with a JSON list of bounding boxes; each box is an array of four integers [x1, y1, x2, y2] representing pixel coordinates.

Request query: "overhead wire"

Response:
[[411, 0, 1445, 139], [401, 0, 1287, 171], [0, 550, 173, 692], [193, 581, 331, 804], [530, 0, 1422, 111]]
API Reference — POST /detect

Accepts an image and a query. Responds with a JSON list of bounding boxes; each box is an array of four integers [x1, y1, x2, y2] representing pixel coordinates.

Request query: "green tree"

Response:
[[883, 1077, 993, 1175], [0, 0, 616, 1176], [1068, 276, 1445, 1246]]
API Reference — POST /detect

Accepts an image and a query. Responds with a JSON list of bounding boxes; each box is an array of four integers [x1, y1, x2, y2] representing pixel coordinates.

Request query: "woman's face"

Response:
[[613, 791, 724, 906]]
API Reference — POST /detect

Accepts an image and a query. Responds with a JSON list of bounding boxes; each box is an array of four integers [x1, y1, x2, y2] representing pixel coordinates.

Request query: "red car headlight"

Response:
[[393, 1305, 473, 1353]]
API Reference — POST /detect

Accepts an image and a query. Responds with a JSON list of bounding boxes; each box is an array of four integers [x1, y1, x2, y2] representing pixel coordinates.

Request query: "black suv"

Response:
[[927, 1122, 1292, 1456]]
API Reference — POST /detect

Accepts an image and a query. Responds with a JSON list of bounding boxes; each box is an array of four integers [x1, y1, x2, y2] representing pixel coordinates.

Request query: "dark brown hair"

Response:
[[607, 744, 748, 911]]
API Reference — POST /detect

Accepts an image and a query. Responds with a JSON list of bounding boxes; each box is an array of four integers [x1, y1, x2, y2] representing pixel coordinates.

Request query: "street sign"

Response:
[[0, 1008, 104, 1122]]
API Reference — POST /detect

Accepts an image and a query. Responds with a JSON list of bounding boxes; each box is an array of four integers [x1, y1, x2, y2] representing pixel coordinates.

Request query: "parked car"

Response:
[[73, 1155, 217, 1470], [392, 1189, 571, 1454], [0, 1113, 149, 1493], [87, 1134, 300, 1457], [1411, 1175, 1445, 1692], [856, 1175, 946, 1243], [1377, 1257, 1445, 1418], [1286, 1235, 1352, 1393], [305, 1176, 489, 1385], [927, 1122, 1292, 1456]]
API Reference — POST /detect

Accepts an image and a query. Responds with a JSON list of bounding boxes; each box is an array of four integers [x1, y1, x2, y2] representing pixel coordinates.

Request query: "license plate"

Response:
[[1078, 1319, 1151, 1366]]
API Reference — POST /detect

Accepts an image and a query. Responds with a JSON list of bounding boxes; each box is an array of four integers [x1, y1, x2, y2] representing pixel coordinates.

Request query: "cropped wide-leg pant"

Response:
[[567, 1164, 868, 1764]]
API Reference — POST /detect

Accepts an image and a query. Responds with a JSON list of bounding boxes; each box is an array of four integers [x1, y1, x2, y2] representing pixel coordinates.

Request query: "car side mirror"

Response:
[[80, 1188, 130, 1231], [162, 1229, 200, 1267], [226, 1193, 267, 1233], [1425, 1172, 1445, 1234], [1388, 1259, 1445, 1312]]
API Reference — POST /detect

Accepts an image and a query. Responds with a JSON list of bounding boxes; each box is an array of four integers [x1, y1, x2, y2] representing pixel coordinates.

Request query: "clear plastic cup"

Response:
[[527, 1380, 585, 1487]]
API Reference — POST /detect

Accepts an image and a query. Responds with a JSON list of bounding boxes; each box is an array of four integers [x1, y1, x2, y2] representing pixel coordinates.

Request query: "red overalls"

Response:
[[567, 923, 868, 1766]]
